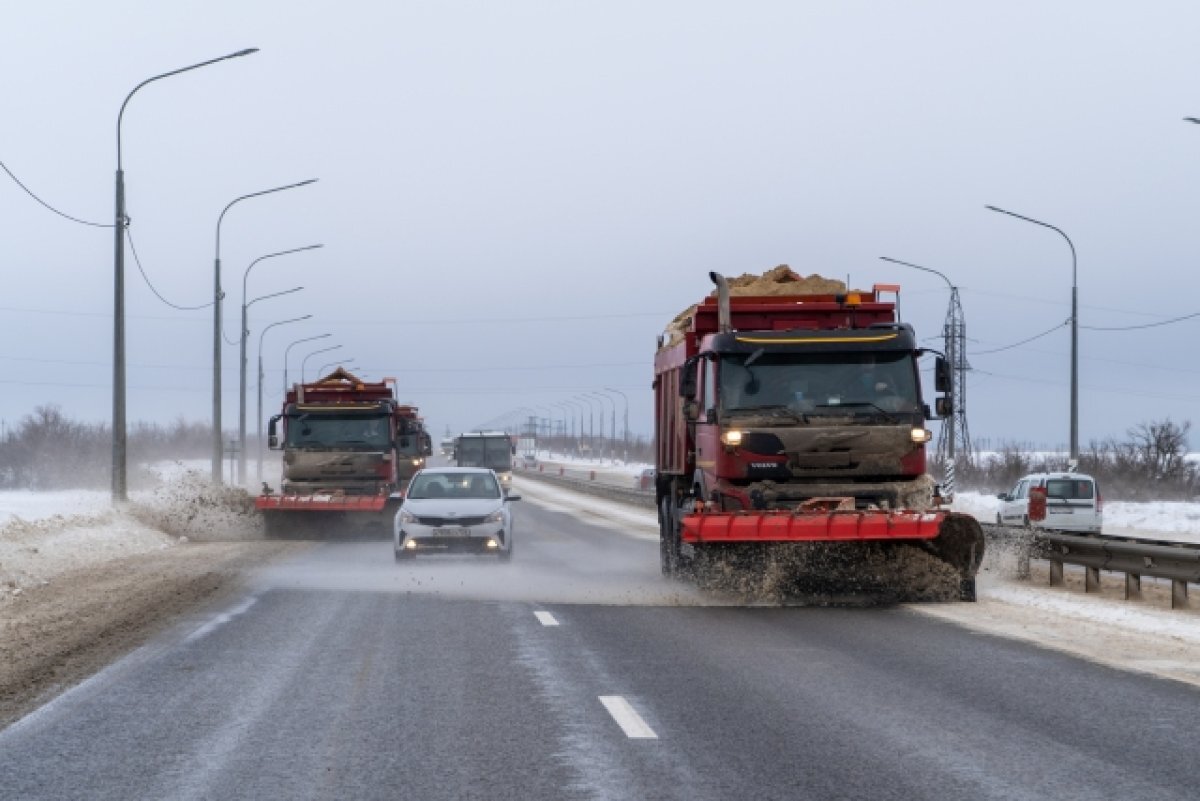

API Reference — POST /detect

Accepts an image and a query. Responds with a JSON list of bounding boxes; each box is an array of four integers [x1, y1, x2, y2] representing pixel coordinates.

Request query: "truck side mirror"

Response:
[[683, 400, 700, 421], [680, 357, 698, 400], [935, 396, 953, 418], [267, 415, 281, 450], [935, 356, 951, 393]]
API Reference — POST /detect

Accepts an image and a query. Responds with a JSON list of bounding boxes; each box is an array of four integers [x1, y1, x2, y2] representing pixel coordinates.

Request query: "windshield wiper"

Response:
[[815, 402, 900, 423], [727, 404, 806, 422]]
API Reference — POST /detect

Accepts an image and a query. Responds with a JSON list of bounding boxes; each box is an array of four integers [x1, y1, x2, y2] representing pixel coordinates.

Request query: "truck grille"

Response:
[[417, 516, 488, 527]]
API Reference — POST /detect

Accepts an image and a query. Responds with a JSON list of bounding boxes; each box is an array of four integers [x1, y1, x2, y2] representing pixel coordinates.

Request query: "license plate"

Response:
[[1048, 508, 1072, 514], [432, 527, 470, 536]]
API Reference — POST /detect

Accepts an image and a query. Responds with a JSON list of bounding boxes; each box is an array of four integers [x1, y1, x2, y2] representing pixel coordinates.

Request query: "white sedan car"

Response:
[[394, 467, 520, 560]]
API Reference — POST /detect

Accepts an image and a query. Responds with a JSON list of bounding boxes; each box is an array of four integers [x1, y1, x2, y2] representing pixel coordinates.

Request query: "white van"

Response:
[[996, 472, 1102, 534]]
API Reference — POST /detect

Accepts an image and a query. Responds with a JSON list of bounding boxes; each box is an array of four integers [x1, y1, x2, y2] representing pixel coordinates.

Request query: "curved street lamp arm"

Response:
[[118, 49, 258, 167], [217, 180, 318, 255], [246, 286, 303, 312], [878, 256, 954, 290], [259, 314, 312, 353], [984, 205, 1076, 286], [243, 243, 323, 299]]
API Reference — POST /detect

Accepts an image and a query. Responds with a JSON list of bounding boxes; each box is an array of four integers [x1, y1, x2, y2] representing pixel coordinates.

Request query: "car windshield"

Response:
[[719, 351, 920, 415], [284, 413, 391, 449], [407, 472, 500, 500]]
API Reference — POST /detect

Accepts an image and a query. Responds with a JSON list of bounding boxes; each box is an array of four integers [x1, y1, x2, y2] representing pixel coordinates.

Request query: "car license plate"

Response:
[[432, 527, 470, 536], [1048, 508, 1072, 514]]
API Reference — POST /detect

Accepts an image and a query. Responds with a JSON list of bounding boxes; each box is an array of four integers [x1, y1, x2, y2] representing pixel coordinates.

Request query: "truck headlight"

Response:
[[721, 430, 744, 446], [910, 428, 933, 443]]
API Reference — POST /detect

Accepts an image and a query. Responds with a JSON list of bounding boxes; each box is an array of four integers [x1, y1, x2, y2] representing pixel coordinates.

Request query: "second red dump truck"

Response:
[[654, 271, 984, 600], [257, 368, 432, 535]]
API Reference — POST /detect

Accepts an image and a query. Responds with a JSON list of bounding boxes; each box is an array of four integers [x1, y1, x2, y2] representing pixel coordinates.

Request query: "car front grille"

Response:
[[416, 516, 489, 527]]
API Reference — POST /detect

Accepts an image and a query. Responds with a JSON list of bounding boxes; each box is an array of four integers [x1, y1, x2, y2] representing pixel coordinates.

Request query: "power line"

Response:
[[968, 321, 1068, 356], [127, 228, 212, 311], [0, 157, 111, 228], [1082, 311, 1200, 331]]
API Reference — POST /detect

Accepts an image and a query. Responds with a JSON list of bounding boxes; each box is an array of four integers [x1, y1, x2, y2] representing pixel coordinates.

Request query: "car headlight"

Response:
[[398, 509, 417, 524], [485, 509, 504, 524]]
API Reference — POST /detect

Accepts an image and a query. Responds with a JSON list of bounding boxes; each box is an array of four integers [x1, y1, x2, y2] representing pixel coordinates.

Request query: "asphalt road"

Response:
[[1, 483, 1197, 800]]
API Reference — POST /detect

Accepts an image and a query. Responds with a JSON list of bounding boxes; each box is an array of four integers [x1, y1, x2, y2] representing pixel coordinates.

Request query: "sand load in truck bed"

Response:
[[663, 265, 860, 347]]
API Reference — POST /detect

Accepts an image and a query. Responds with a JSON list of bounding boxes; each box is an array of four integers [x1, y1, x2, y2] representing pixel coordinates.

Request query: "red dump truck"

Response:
[[257, 368, 432, 535], [654, 272, 984, 600]]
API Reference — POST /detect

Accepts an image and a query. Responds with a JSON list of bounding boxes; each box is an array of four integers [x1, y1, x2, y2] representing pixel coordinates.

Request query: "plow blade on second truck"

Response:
[[255, 493, 396, 538]]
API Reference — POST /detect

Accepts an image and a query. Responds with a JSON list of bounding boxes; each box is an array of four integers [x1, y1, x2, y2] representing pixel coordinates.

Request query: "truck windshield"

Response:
[[455, 437, 513, 471], [285, 414, 391, 449], [720, 351, 920, 415]]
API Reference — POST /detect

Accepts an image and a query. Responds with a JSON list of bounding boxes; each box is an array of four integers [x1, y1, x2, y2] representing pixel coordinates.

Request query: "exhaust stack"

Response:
[[709, 271, 732, 333]]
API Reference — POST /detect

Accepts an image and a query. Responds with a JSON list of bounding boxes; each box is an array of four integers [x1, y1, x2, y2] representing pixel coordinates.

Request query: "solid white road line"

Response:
[[534, 611, 559, 626], [598, 695, 658, 739]]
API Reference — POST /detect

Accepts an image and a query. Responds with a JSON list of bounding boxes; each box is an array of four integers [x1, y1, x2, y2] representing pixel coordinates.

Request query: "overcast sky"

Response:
[[4, 1, 1200, 451]]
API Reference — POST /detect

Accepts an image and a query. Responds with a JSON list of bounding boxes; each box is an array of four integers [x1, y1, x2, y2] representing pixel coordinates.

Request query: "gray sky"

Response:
[[4, 1, 1200, 450]]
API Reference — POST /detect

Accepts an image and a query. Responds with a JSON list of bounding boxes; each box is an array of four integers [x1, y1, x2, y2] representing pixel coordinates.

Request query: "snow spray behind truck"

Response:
[[653, 269, 984, 600], [257, 368, 432, 535]]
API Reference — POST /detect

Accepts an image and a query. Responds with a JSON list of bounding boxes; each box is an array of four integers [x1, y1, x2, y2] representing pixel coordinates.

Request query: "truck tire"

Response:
[[659, 496, 681, 577]]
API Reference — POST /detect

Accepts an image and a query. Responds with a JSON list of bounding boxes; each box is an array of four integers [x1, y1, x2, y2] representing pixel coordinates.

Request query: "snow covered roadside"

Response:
[[0, 460, 262, 600]]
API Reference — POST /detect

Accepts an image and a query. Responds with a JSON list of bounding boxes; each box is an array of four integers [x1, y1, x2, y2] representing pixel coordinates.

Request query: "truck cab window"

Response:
[[702, 358, 717, 418]]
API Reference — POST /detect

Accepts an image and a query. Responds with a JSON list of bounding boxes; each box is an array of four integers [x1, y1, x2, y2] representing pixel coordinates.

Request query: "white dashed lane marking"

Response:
[[534, 611, 559, 627], [598, 695, 658, 739]]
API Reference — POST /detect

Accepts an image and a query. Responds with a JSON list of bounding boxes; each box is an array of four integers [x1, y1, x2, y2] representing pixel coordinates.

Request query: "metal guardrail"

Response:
[[985, 524, 1200, 609], [513, 466, 656, 509]]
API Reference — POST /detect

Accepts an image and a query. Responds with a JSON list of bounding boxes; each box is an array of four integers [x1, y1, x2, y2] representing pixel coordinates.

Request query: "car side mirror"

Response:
[[997, 493, 1008, 501], [505, 494, 522, 502]]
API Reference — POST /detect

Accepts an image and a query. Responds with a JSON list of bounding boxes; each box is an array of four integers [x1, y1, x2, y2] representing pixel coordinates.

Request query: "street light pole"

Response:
[[301, 344, 342, 382], [212, 178, 318, 484], [576, 395, 599, 460], [112, 47, 258, 503], [604, 387, 629, 461], [238, 285, 303, 485], [986, 205, 1079, 461], [257, 315, 311, 483], [588, 392, 615, 462], [283, 333, 331, 393], [879, 256, 971, 495], [239, 244, 321, 484]]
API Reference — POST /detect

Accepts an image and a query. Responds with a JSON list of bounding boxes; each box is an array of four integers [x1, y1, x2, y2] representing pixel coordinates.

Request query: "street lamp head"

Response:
[[1184, 117, 1200, 124], [231, 48, 260, 58]]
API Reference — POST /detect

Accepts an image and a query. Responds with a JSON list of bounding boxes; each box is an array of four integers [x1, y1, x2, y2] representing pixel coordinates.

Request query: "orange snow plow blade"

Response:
[[255, 495, 388, 512], [681, 509, 946, 543]]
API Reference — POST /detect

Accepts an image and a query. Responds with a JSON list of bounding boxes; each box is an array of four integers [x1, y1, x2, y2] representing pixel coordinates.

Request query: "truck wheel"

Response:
[[659, 496, 681, 577]]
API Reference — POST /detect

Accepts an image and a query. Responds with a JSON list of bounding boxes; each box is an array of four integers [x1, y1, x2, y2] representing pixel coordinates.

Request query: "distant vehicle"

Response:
[[440, 437, 455, 457], [637, 468, 655, 491], [454, 431, 515, 490], [394, 467, 520, 560], [997, 472, 1102, 534]]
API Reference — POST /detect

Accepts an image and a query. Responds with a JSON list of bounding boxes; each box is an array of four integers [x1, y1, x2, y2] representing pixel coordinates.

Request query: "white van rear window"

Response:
[[1046, 479, 1093, 500]]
